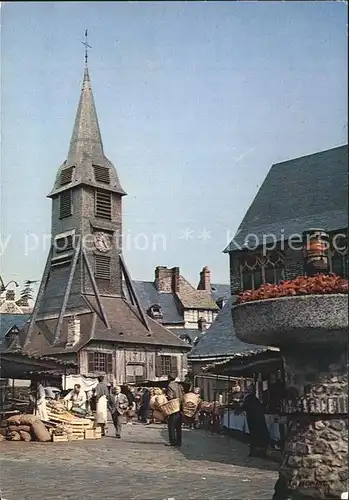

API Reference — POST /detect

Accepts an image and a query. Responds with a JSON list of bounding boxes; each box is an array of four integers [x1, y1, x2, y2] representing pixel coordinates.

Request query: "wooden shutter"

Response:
[[88, 353, 94, 372], [93, 165, 110, 184], [107, 354, 113, 374], [94, 255, 111, 280], [60, 190, 72, 218], [170, 356, 178, 377], [155, 355, 162, 377], [95, 189, 112, 219], [60, 166, 74, 185]]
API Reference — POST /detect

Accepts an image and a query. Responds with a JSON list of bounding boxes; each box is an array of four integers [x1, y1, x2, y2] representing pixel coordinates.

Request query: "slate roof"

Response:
[[131, 280, 230, 326], [49, 66, 126, 198], [188, 297, 275, 361], [0, 314, 31, 347], [24, 297, 190, 357], [132, 281, 183, 324], [168, 328, 202, 345], [224, 145, 348, 252]]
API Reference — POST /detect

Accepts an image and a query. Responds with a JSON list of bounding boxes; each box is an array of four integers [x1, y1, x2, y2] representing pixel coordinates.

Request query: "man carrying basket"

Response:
[[165, 374, 184, 447]]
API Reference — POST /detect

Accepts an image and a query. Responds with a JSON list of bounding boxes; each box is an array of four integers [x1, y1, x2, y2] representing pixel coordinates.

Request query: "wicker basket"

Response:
[[182, 393, 200, 418], [160, 398, 180, 416]]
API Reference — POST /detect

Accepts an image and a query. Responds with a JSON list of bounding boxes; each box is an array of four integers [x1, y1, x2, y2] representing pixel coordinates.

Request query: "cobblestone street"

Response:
[[0, 423, 278, 500]]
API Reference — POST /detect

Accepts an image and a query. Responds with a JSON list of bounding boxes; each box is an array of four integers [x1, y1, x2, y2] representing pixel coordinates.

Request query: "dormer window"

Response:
[[147, 304, 163, 320], [216, 297, 226, 309]]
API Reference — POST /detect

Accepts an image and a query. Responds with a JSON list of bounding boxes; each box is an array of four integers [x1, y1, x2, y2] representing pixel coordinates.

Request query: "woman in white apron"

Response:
[[30, 382, 48, 421], [94, 376, 109, 436]]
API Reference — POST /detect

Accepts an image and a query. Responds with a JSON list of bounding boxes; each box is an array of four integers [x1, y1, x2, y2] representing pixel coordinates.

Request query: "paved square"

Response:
[[0, 423, 278, 499]]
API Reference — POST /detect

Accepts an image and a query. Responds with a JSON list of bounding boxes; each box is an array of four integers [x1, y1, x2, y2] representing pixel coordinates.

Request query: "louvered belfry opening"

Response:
[[93, 164, 110, 184], [60, 166, 74, 185], [55, 235, 74, 253], [60, 190, 72, 218], [95, 189, 112, 219], [94, 254, 111, 280]]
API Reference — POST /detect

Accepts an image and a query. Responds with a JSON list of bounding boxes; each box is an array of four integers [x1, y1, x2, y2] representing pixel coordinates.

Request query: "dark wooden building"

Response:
[[21, 61, 190, 385], [224, 145, 348, 293]]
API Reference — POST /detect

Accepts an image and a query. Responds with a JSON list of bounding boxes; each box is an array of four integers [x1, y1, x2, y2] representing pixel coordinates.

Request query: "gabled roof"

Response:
[[188, 297, 273, 361], [0, 314, 31, 347], [131, 279, 229, 327], [224, 145, 348, 252], [48, 65, 126, 197]]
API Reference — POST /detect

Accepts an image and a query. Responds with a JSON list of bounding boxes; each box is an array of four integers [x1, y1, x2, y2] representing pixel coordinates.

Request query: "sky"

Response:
[[0, 1, 347, 293]]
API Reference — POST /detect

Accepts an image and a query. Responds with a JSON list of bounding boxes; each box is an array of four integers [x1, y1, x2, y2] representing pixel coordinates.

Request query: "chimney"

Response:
[[155, 266, 180, 293], [171, 267, 180, 293], [198, 266, 211, 291], [5, 290, 15, 301], [198, 317, 207, 332]]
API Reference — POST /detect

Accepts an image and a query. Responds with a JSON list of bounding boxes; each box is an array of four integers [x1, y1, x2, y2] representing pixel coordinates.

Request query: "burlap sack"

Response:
[[8, 425, 31, 433], [8, 431, 21, 441], [19, 414, 39, 426], [31, 420, 51, 442], [0, 434, 5, 441], [19, 430, 32, 442], [6, 415, 21, 425], [152, 409, 166, 422]]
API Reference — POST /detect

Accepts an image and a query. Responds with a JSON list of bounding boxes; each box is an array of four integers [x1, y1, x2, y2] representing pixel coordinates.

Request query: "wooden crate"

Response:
[[94, 428, 102, 439], [71, 435, 84, 441], [52, 434, 68, 442], [84, 429, 96, 440]]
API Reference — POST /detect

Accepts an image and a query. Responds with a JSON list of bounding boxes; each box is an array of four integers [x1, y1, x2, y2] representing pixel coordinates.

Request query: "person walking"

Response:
[[94, 376, 109, 437], [109, 385, 129, 438], [165, 375, 184, 447]]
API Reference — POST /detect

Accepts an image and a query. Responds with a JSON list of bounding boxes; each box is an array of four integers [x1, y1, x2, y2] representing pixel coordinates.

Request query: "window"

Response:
[[60, 166, 74, 185], [95, 189, 112, 220], [330, 252, 348, 278], [147, 304, 163, 320], [155, 355, 177, 377], [94, 254, 111, 280], [60, 190, 72, 218], [240, 251, 284, 291], [186, 309, 199, 322], [126, 363, 145, 383], [93, 165, 110, 184], [87, 352, 113, 373]]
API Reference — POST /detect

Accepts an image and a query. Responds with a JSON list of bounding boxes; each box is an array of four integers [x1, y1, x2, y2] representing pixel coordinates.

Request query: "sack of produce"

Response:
[[8, 424, 31, 433], [8, 431, 21, 441], [155, 394, 167, 407], [31, 420, 51, 442], [149, 395, 158, 410], [152, 409, 166, 422], [19, 430, 32, 442], [19, 414, 39, 426], [0, 434, 5, 441], [6, 415, 21, 425]]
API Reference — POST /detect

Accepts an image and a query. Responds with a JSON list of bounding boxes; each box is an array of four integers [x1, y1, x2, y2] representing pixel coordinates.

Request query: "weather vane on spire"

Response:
[[81, 29, 92, 65]]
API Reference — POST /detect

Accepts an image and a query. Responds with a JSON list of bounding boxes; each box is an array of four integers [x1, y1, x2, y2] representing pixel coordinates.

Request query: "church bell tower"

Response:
[[25, 53, 128, 346]]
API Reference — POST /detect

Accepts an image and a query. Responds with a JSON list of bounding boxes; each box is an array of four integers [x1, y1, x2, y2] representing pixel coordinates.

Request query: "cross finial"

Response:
[[81, 29, 92, 66]]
